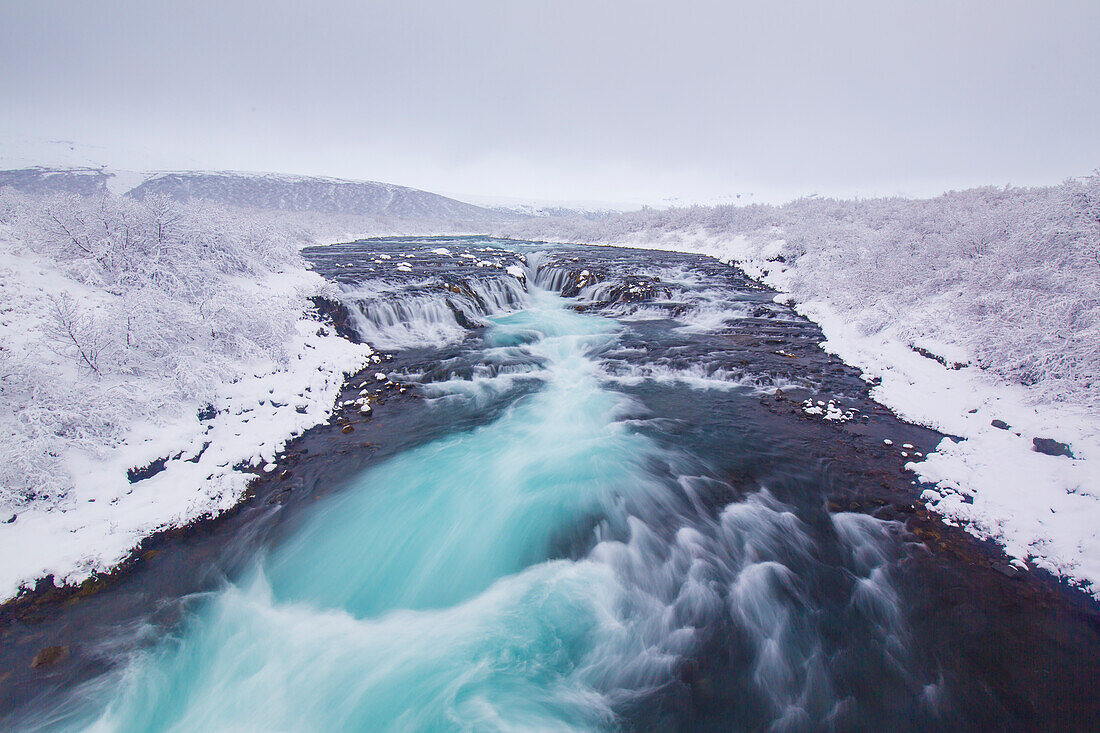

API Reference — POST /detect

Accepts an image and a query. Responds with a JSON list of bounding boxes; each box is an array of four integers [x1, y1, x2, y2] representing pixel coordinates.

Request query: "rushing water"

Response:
[[11, 236, 1100, 731]]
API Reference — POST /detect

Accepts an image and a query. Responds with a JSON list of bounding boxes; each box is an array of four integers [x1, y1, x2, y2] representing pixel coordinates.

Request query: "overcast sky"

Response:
[[2, 1, 1098, 206]]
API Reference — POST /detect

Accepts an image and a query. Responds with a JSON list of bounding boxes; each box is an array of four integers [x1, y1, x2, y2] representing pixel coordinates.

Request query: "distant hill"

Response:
[[487, 203, 624, 221], [0, 167, 525, 223], [126, 171, 519, 222], [0, 167, 112, 197]]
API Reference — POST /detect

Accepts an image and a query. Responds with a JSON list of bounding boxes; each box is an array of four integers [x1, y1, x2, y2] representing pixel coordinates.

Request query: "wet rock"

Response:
[[308, 295, 363, 343], [1032, 437, 1073, 458], [990, 562, 1021, 579], [341, 424, 355, 434], [991, 419, 1010, 430], [873, 502, 918, 521], [30, 645, 68, 669], [72, 574, 110, 599], [446, 301, 480, 329]]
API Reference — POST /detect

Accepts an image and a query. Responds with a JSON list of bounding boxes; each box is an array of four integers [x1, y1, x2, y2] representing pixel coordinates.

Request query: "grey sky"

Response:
[[2, 0, 1098, 205]]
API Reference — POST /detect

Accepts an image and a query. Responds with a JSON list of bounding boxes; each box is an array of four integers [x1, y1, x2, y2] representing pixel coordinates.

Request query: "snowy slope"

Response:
[[0, 167, 113, 197], [127, 171, 522, 222]]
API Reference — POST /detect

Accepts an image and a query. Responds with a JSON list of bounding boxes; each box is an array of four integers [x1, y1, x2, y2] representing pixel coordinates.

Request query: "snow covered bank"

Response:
[[501, 178, 1100, 596], [0, 191, 373, 602], [797, 298, 1100, 591]]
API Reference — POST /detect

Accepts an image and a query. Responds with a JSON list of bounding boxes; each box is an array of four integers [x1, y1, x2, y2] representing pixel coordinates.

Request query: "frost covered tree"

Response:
[[0, 188, 321, 507], [499, 175, 1100, 409]]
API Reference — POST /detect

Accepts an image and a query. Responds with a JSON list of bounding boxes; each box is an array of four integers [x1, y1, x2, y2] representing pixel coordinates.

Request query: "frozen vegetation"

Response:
[[499, 176, 1100, 594], [0, 189, 373, 600]]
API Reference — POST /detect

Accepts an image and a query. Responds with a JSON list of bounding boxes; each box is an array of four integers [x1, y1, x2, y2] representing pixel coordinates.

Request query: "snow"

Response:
[[801, 398, 855, 422], [798, 298, 1100, 590]]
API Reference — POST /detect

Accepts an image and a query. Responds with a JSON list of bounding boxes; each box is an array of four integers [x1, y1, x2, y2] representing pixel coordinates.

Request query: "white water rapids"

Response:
[[32, 261, 937, 732]]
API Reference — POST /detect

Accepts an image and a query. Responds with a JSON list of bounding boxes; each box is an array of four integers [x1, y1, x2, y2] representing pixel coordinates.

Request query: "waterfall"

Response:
[[339, 276, 530, 350]]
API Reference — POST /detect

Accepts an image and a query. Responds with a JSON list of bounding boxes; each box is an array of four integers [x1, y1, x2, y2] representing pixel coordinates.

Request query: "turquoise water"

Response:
[[65, 290, 691, 731], [21, 240, 1080, 730]]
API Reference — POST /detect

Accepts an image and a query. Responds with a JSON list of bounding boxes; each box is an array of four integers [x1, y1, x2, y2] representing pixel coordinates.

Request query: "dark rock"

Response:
[[30, 645, 68, 668], [309, 296, 362, 343], [185, 442, 211, 463], [72, 574, 110, 599], [128, 456, 168, 483], [910, 345, 968, 370], [341, 424, 355, 434], [1032, 437, 1073, 458], [197, 404, 217, 421], [446, 301, 479, 329], [991, 419, 1010, 430]]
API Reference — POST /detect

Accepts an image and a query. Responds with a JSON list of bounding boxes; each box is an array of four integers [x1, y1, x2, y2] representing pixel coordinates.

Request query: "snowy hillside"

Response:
[[128, 171, 519, 222], [0, 166, 526, 225], [0, 167, 113, 197]]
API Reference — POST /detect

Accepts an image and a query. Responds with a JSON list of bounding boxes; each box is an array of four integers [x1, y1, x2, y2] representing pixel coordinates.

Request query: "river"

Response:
[[6, 236, 1099, 731]]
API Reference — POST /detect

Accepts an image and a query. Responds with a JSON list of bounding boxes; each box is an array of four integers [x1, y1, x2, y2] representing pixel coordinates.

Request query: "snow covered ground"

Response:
[[0, 192, 373, 602], [499, 180, 1100, 597]]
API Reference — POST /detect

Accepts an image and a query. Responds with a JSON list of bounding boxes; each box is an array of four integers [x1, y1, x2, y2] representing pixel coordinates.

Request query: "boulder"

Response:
[[1032, 437, 1073, 458]]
